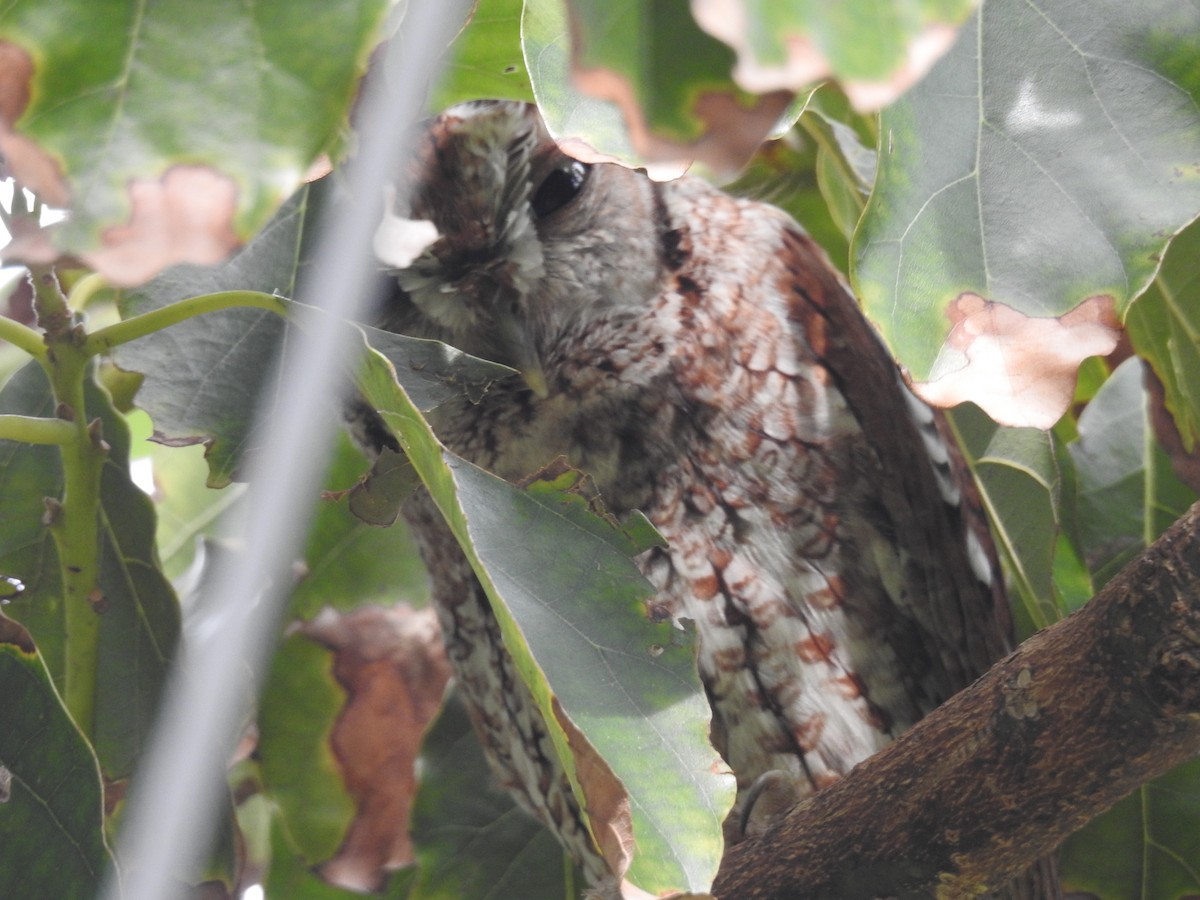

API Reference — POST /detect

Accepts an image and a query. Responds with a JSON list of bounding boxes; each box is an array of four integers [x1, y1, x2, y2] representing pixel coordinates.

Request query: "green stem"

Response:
[[0, 311, 46, 359], [0, 414, 76, 444], [42, 340, 108, 737], [85, 290, 288, 353]]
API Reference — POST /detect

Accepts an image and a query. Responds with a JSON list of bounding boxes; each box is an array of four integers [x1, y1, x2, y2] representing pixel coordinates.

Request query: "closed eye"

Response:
[[530, 160, 590, 219]]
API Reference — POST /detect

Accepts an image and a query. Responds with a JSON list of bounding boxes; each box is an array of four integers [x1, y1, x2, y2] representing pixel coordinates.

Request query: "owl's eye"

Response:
[[530, 160, 590, 219]]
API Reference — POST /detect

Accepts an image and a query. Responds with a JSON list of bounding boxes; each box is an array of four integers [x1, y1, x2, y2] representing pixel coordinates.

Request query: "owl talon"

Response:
[[737, 769, 802, 841]]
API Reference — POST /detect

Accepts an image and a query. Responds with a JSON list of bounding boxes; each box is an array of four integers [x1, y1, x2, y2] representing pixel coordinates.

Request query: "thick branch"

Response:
[[713, 502, 1200, 899]]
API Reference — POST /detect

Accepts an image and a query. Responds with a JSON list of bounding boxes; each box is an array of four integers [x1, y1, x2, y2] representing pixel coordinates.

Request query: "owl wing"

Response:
[[643, 183, 1010, 801]]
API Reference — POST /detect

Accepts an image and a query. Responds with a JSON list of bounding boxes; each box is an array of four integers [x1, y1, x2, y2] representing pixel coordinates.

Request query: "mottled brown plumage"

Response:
[[371, 100, 1054, 896]]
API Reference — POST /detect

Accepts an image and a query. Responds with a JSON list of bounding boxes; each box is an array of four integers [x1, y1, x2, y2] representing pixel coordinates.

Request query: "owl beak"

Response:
[[494, 308, 550, 399]]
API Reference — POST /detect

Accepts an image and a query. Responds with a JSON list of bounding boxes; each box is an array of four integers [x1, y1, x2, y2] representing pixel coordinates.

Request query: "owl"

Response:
[[370, 100, 1054, 897]]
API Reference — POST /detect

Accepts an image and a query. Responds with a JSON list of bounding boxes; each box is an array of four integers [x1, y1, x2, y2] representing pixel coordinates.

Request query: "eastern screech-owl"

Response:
[[370, 100, 1052, 896]]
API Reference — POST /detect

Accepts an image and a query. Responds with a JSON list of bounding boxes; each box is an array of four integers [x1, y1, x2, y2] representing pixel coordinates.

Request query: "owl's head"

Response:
[[377, 100, 662, 395]]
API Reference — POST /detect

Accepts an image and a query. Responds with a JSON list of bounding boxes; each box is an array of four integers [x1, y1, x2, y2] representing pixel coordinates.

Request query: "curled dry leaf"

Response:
[[689, 0, 959, 112], [914, 293, 1121, 429], [82, 166, 241, 287], [301, 604, 451, 892]]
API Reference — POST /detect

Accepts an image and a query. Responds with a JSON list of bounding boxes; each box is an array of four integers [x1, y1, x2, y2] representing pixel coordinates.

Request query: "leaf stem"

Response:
[[85, 290, 288, 353], [0, 414, 76, 444], [0, 308, 46, 359]]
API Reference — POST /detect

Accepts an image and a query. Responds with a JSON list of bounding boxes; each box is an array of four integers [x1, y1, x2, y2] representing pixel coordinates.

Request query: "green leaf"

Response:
[[1060, 757, 1200, 899], [692, 0, 978, 106], [854, 0, 1200, 424], [0, 361, 180, 777], [356, 332, 734, 894], [266, 814, 380, 900], [258, 631, 355, 865], [949, 403, 1072, 630], [409, 688, 582, 900], [0, 614, 113, 900], [112, 188, 312, 487], [430, 0, 532, 110], [1067, 358, 1198, 588], [524, 0, 791, 174], [1127, 216, 1200, 453], [0, 0, 389, 284], [292, 432, 429, 618]]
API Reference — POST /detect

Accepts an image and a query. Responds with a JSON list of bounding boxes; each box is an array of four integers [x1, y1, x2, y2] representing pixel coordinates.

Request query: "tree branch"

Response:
[[713, 502, 1200, 899]]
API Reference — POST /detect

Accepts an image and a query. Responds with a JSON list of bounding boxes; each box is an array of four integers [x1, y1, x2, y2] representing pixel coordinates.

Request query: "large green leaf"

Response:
[[408, 688, 582, 900], [0, 0, 390, 285], [690, 0, 977, 109], [0, 361, 180, 777], [356, 333, 734, 893], [524, 0, 791, 174], [1127, 217, 1200, 454], [854, 0, 1200, 428], [0, 614, 113, 900]]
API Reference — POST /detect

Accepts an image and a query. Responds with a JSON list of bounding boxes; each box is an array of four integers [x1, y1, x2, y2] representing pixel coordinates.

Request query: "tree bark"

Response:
[[712, 502, 1200, 899]]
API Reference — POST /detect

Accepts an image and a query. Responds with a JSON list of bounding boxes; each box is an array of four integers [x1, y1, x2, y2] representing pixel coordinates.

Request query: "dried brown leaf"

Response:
[[301, 605, 450, 891], [914, 293, 1121, 429]]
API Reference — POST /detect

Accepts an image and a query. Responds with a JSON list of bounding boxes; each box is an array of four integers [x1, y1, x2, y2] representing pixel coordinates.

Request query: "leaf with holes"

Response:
[[854, 0, 1200, 428]]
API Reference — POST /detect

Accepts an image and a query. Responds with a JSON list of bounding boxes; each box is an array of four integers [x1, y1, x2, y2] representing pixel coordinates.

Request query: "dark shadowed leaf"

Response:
[[0, 361, 180, 777], [408, 688, 582, 900], [854, 0, 1200, 428], [356, 333, 733, 893], [0, 614, 113, 900], [0, 0, 389, 285], [1060, 757, 1200, 899]]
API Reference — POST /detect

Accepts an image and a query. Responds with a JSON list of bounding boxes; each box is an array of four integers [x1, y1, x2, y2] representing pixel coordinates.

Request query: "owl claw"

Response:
[[737, 769, 802, 841]]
